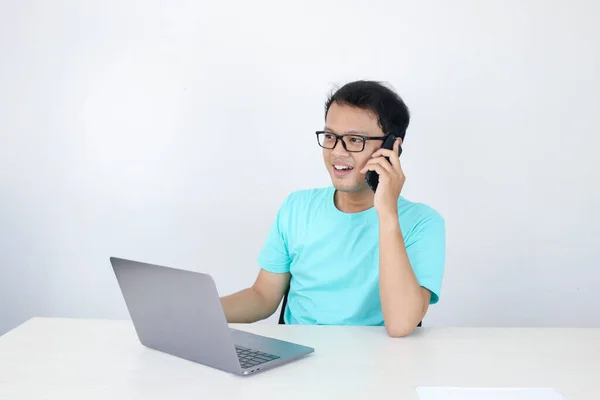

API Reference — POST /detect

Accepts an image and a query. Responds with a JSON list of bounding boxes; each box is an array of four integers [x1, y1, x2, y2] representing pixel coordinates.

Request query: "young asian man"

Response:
[[221, 80, 445, 337]]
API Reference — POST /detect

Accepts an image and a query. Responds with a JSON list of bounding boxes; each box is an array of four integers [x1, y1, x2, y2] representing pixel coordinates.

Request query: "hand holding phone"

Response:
[[365, 133, 402, 192]]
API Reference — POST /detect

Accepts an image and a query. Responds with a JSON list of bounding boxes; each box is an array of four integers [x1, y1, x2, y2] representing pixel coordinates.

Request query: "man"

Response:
[[221, 80, 445, 337]]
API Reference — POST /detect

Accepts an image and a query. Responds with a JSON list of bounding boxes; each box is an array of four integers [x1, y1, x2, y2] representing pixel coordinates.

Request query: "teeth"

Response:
[[334, 165, 352, 170]]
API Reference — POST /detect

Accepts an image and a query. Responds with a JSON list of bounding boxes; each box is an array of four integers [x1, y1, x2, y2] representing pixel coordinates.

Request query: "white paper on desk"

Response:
[[416, 387, 566, 400]]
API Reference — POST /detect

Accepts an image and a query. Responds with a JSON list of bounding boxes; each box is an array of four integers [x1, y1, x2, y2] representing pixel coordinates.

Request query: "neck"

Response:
[[334, 187, 374, 213]]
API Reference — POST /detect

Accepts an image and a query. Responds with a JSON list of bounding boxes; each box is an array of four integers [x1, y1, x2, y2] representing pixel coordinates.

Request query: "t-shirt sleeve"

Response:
[[256, 195, 293, 274], [404, 210, 446, 304]]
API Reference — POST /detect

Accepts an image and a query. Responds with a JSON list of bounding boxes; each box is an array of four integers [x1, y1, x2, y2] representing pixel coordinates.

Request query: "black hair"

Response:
[[324, 80, 410, 140]]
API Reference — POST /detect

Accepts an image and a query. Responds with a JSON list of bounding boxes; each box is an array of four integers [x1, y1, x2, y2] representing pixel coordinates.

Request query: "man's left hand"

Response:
[[360, 138, 405, 217]]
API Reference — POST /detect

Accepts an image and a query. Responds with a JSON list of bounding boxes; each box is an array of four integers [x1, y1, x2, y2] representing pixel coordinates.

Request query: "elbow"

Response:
[[382, 293, 429, 338], [385, 320, 418, 338]]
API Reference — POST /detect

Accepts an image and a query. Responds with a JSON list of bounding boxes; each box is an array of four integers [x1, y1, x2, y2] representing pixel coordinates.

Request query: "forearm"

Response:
[[220, 287, 276, 323], [378, 214, 427, 337]]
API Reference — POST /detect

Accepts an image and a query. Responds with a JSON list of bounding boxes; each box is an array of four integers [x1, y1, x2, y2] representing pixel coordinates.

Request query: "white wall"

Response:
[[1, 0, 599, 335]]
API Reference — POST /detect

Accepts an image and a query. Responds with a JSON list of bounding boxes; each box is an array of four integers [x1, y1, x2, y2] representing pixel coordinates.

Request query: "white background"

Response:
[[1, 0, 599, 335]]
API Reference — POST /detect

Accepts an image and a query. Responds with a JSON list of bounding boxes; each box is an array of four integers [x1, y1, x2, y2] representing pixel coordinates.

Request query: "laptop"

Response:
[[110, 257, 314, 376]]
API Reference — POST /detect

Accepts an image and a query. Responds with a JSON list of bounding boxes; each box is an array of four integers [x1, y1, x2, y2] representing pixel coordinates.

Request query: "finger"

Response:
[[390, 138, 402, 171], [372, 140, 402, 171], [360, 163, 389, 178], [367, 154, 397, 175], [360, 157, 394, 174], [371, 140, 401, 160], [371, 148, 396, 159], [363, 157, 394, 174]]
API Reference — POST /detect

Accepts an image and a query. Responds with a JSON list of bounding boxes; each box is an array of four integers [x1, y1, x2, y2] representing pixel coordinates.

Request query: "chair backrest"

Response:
[[278, 290, 288, 324], [278, 288, 422, 327]]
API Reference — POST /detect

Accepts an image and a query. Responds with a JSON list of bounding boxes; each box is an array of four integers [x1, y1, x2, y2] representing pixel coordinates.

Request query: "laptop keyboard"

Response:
[[235, 345, 280, 369]]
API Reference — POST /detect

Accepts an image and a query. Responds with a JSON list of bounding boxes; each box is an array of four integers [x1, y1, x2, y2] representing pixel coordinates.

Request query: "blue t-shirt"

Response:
[[257, 186, 445, 326]]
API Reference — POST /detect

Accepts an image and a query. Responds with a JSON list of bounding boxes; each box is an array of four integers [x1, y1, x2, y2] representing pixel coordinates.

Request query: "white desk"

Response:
[[0, 318, 598, 399]]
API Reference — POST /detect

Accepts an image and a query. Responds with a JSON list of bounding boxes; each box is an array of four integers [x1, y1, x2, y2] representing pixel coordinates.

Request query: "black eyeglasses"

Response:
[[315, 131, 388, 152]]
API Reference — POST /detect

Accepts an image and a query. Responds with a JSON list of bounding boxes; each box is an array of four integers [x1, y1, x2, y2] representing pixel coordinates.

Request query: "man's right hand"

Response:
[[220, 269, 290, 323]]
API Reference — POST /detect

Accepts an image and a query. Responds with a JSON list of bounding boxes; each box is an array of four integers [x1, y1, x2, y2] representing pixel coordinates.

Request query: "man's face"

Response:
[[322, 102, 385, 193]]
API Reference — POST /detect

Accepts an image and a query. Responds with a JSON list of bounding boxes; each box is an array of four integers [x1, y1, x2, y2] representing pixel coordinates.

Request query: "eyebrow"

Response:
[[323, 127, 369, 135]]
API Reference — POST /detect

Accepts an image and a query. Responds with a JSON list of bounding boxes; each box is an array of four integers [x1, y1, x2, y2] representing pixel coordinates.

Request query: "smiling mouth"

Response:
[[333, 165, 353, 171]]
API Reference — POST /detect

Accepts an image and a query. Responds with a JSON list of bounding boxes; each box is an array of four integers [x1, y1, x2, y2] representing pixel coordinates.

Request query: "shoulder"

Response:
[[397, 196, 445, 237], [273, 186, 333, 232], [281, 186, 333, 210]]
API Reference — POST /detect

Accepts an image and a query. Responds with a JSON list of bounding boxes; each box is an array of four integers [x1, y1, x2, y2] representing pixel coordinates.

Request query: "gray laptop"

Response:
[[110, 257, 314, 376]]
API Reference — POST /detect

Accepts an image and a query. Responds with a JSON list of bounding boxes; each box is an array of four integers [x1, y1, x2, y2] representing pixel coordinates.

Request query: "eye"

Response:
[[349, 136, 363, 143], [324, 134, 335, 140]]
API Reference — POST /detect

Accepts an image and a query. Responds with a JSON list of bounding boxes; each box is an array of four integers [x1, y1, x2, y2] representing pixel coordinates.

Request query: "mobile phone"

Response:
[[365, 133, 402, 192]]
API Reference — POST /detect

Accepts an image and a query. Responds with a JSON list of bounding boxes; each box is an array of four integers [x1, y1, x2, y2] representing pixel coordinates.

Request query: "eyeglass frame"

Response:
[[315, 130, 393, 153]]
